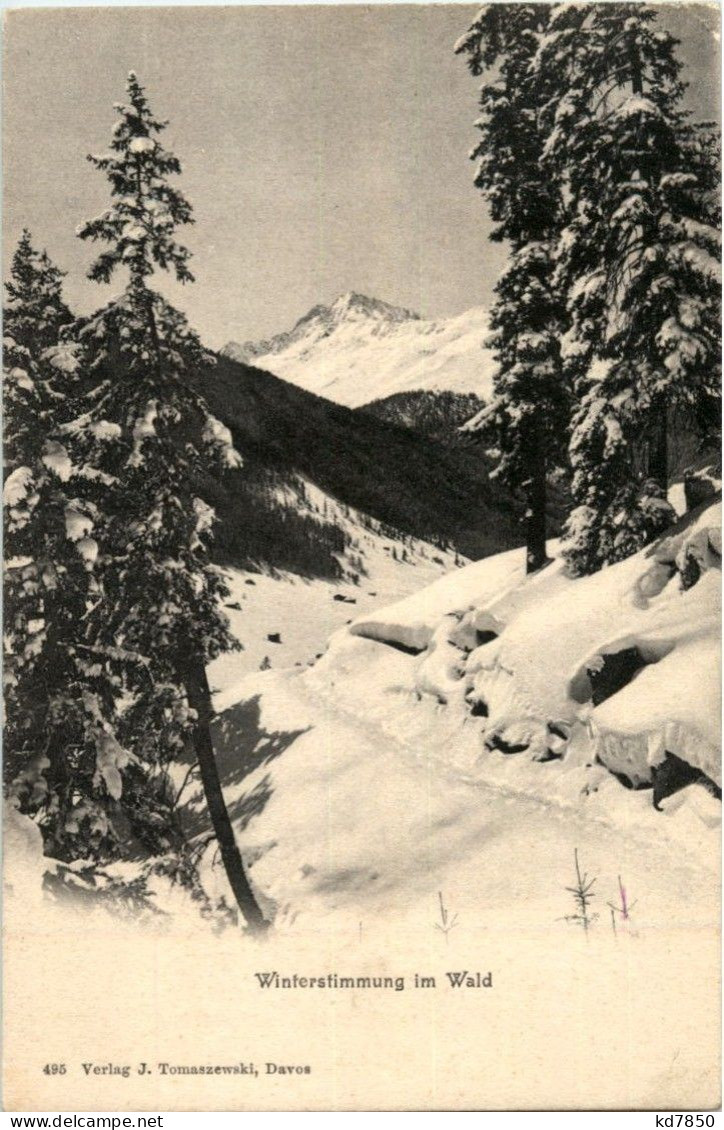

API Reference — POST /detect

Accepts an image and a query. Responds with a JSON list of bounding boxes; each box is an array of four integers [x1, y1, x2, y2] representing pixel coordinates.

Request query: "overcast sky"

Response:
[[3, 3, 721, 349]]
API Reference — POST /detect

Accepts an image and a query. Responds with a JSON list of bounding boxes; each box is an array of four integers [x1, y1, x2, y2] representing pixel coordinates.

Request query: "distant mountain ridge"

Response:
[[226, 291, 420, 364], [222, 291, 495, 408]]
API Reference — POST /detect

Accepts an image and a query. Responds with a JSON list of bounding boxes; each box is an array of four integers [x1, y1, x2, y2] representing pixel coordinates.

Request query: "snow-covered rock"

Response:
[[349, 544, 525, 651], [222, 292, 495, 408], [354, 503, 721, 790]]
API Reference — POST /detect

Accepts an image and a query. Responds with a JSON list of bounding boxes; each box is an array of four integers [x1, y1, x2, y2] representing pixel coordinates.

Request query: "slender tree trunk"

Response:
[[627, 50, 670, 495], [183, 658, 269, 935], [630, 53, 643, 96], [140, 279, 266, 933], [525, 419, 548, 574], [648, 402, 668, 488]]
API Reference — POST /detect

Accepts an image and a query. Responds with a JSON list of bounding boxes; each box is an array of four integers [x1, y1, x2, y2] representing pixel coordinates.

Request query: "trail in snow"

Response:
[[193, 645, 717, 940]]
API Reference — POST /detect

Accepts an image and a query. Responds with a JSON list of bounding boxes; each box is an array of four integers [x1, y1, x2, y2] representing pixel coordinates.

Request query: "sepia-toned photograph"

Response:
[[2, 1, 721, 1112]]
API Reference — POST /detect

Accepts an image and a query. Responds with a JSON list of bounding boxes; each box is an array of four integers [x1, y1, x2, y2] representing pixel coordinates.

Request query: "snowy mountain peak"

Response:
[[222, 294, 494, 409], [223, 291, 421, 369], [327, 291, 420, 323]]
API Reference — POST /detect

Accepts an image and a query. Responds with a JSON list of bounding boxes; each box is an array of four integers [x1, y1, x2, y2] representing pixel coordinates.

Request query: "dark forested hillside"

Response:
[[194, 353, 522, 573], [360, 389, 486, 442]]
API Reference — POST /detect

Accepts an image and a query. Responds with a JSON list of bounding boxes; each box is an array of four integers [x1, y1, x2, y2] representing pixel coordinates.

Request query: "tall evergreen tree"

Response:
[[537, 3, 720, 572], [456, 4, 570, 572], [72, 72, 267, 931], [3, 233, 134, 861]]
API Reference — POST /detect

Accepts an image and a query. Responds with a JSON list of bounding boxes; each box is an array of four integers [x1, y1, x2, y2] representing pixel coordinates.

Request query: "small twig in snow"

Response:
[[607, 874, 637, 933], [434, 890, 459, 942], [563, 848, 598, 933]]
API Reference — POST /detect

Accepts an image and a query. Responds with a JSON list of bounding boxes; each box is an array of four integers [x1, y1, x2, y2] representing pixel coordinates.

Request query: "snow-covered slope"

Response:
[[210, 479, 464, 686], [351, 503, 721, 789], [190, 499, 721, 941], [222, 292, 495, 408]]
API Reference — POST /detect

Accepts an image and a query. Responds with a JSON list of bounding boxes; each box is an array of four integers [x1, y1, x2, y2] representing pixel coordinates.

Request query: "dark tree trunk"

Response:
[[648, 403, 668, 489], [628, 54, 670, 494], [183, 658, 269, 935], [630, 54, 643, 96], [139, 278, 266, 933], [525, 419, 548, 574]]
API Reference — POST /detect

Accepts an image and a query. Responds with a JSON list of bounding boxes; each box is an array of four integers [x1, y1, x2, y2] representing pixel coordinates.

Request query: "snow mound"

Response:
[[349, 544, 525, 651], [3, 802, 56, 909]]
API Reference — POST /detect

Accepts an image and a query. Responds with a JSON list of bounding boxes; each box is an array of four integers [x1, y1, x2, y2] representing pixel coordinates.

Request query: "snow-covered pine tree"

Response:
[[72, 72, 267, 931], [3, 233, 134, 862], [456, 4, 570, 572], [78, 71, 194, 286], [4, 232, 72, 473], [537, 3, 720, 573]]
